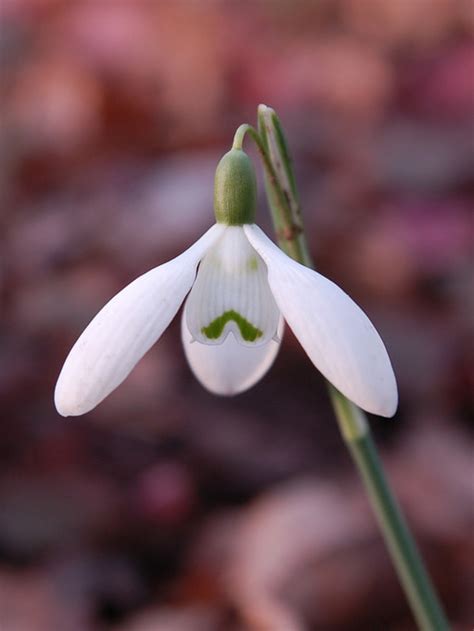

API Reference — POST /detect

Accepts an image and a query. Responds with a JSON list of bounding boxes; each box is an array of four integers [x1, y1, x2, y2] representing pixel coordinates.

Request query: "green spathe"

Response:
[[201, 310, 263, 342], [214, 149, 257, 226]]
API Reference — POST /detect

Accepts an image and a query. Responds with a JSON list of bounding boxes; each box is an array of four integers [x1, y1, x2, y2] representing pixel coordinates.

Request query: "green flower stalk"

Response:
[[252, 104, 450, 631]]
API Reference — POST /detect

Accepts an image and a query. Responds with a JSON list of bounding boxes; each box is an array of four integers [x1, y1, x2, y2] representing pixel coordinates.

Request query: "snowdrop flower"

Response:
[[55, 149, 397, 418]]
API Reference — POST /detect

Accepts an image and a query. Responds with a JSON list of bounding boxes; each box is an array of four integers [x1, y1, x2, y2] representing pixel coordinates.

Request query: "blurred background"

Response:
[[1, 1, 473, 630]]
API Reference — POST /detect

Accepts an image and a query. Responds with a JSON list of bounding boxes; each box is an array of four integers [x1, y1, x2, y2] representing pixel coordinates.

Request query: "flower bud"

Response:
[[214, 149, 257, 225]]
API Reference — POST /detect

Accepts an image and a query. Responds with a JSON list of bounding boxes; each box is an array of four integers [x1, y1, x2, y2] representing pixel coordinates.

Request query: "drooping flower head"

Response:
[[55, 148, 397, 417]]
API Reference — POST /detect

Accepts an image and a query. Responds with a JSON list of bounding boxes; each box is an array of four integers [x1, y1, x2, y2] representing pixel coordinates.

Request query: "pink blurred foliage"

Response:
[[183, 426, 472, 630], [403, 44, 474, 119]]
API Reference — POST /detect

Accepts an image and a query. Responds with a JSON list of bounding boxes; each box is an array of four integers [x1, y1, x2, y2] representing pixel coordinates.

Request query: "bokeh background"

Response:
[[1, 1, 473, 630]]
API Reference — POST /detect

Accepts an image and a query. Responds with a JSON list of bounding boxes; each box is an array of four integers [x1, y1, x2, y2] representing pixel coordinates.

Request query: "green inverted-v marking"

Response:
[[201, 310, 263, 342]]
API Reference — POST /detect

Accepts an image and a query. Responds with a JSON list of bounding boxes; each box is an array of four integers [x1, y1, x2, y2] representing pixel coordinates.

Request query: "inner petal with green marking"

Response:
[[184, 226, 280, 347], [201, 310, 263, 342]]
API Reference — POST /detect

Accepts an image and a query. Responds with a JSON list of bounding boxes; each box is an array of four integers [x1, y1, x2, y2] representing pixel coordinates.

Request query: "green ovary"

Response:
[[201, 310, 263, 342]]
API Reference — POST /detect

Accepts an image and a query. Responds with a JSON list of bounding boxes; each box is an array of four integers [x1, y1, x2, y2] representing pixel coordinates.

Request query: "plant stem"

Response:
[[232, 124, 252, 150], [249, 105, 450, 631], [328, 386, 449, 630], [232, 122, 308, 263]]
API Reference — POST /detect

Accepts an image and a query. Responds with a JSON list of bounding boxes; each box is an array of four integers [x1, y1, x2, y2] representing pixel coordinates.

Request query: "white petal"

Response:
[[244, 224, 398, 417], [55, 224, 224, 417], [182, 304, 284, 396], [185, 226, 280, 347]]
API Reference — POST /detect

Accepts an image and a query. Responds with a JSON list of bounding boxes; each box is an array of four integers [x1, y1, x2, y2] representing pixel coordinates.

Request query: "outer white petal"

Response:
[[182, 304, 284, 396], [244, 224, 398, 417], [55, 224, 224, 417]]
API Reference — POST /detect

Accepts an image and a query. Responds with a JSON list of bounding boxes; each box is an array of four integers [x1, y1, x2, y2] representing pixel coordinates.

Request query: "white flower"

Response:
[[55, 146, 397, 418], [54, 221, 398, 418]]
